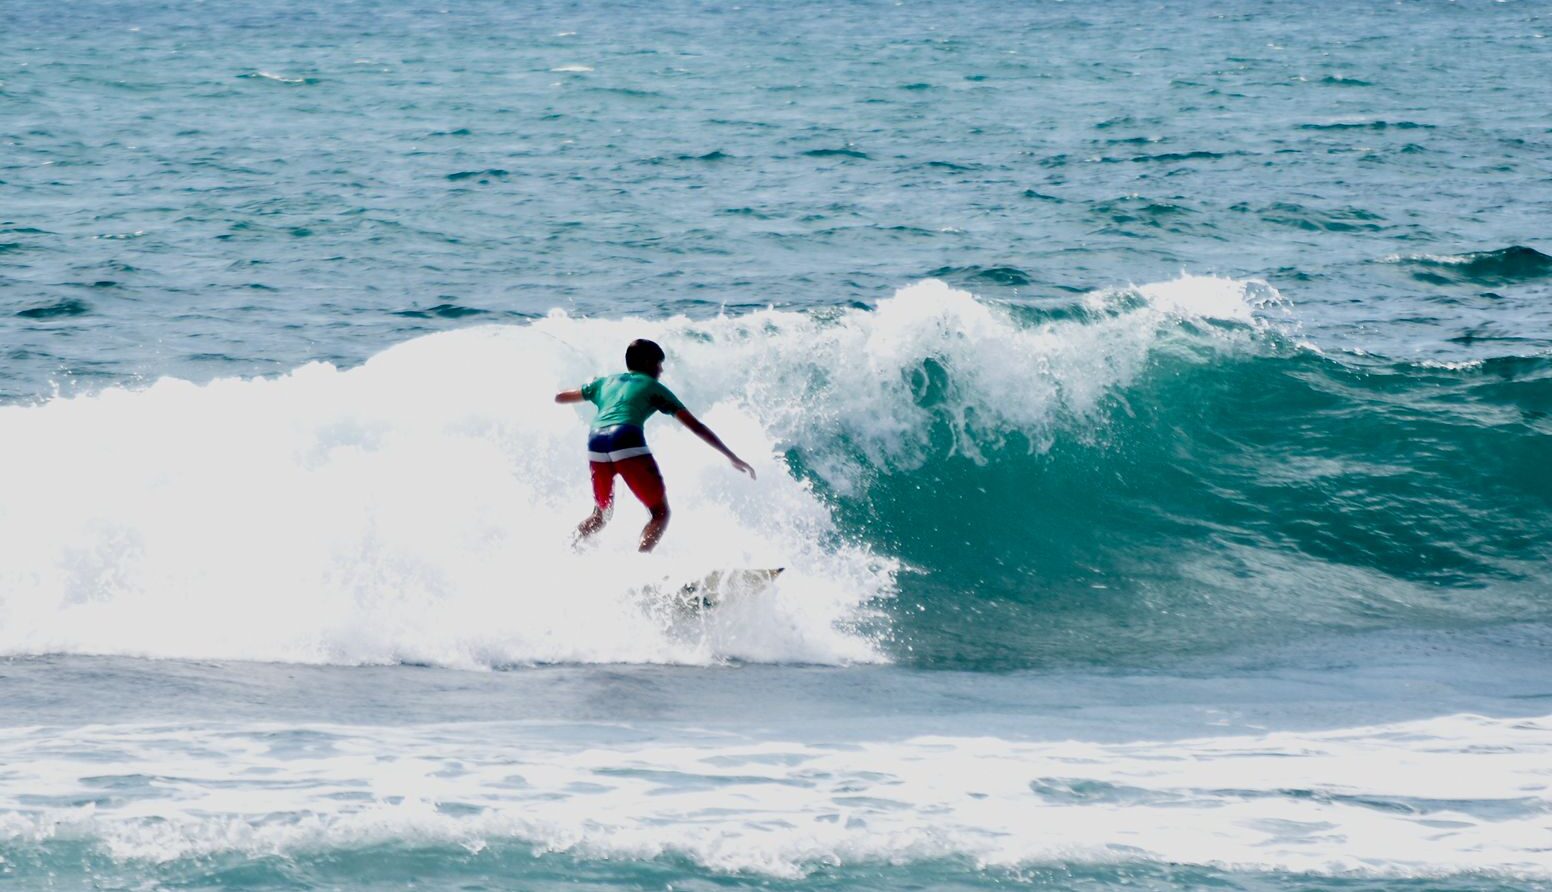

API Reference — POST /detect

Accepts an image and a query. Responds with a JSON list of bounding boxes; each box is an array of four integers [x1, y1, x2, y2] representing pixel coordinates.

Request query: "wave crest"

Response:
[[3, 276, 1542, 669]]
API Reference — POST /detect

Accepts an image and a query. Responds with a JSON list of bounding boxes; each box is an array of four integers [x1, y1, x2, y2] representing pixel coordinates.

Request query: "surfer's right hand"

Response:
[[731, 458, 756, 480]]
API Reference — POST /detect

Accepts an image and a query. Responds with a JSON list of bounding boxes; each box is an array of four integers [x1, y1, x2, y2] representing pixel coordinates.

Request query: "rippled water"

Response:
[[2, 1, 1550, 889], [4, 0, 1551, 399]]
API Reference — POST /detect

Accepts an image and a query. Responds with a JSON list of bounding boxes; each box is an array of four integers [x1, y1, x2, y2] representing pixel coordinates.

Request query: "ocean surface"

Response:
[[2, 0, 1551, 889]]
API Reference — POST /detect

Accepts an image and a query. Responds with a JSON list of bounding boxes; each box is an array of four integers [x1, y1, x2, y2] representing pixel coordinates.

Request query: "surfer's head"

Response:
[[625, 338, 666, 378]]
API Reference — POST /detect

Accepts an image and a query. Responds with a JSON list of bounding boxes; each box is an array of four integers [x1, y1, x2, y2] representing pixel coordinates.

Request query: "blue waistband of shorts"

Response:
[[587, 425, 651, 462]]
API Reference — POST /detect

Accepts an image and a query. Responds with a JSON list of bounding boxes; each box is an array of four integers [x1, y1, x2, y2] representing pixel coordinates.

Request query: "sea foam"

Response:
[[1, 711, 1546, 879]]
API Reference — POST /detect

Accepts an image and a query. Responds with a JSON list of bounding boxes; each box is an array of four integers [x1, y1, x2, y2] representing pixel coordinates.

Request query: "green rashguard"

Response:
[[581, 372, 686, 430]]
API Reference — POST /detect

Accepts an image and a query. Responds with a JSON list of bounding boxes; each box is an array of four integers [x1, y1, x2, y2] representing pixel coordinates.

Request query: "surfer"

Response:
[[556, 338, 756, 552]]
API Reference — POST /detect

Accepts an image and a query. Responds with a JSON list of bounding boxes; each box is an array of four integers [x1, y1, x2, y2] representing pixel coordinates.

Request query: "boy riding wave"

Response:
[[555, 339, 755, 552]]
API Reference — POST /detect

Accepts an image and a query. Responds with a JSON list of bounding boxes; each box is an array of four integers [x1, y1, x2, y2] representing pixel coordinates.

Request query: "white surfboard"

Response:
[[637, 567, 785, 611], [676, 568, 785, 608]]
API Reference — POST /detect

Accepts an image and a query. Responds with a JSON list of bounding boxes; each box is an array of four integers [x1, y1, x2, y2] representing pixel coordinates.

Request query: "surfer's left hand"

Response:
[[731, 458, 756, 479]]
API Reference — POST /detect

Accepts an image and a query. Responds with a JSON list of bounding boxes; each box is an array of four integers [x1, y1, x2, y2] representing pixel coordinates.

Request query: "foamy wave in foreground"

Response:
[[0, 276, 1278, 667], [1, 712, 1545, 879]]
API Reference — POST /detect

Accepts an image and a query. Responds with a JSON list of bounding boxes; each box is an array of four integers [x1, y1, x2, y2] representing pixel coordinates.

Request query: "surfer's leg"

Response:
[[575, 461, 615, 544], [617, 456, 669, 552], [638, 502, 669, 553]]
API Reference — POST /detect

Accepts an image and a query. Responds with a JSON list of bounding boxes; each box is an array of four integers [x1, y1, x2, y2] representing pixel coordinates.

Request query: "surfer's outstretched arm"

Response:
[[555, 389, 585, 404], [674, 409, 756, 479]]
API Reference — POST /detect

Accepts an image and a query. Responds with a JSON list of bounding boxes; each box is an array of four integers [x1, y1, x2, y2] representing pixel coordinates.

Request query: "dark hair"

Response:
[[625, 338, 665, 373]]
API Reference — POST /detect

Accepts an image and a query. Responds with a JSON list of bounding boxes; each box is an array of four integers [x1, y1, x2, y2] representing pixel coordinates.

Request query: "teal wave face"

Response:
[[808, 345, 1552, 668]]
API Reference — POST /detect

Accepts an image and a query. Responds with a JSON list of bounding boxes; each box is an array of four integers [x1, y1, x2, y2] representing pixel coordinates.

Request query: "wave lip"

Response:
[[1391, 245, 1552, 285]]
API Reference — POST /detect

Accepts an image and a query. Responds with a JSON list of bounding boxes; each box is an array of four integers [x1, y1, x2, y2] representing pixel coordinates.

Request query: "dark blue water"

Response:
[[2, 0, 1550, 888], [4, 0, 1550, 398]]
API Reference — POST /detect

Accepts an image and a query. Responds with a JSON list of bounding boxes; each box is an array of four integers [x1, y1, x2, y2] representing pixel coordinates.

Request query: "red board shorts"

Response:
[[587, 425, 666, 513]]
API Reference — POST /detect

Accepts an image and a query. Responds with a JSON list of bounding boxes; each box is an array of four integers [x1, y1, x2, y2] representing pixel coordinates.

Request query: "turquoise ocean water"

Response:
[[2, 1, 1550, 888]]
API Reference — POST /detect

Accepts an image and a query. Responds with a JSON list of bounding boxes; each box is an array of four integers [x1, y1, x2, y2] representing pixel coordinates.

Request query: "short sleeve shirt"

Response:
[[581, 372, 686, 430]]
